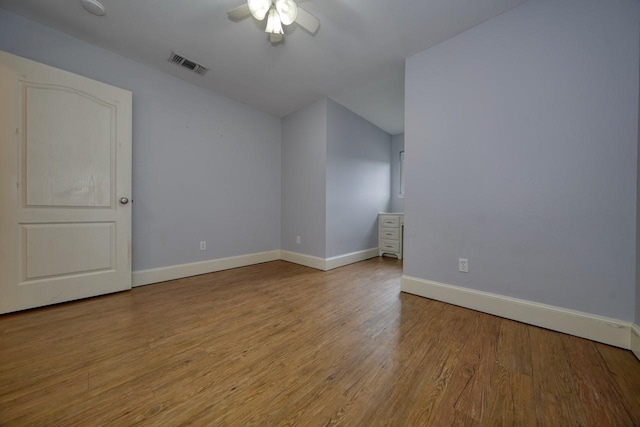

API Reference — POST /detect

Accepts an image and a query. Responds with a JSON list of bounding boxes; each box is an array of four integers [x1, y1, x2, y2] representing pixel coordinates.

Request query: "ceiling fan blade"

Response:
[[295, 7, 320, 34], [227, 4, 251, 21], [270, 33, 284, 43]]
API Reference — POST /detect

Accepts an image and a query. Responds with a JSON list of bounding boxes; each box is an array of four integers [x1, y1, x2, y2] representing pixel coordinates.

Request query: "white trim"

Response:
[[132, 250, 281, 287], [325, 248, 379, 271], [280, 250, 327, 271], [631, 323, 640, 361], [280, 248, 379, 271], [401, 275, 632, 349], [133, 248, 384, 286]]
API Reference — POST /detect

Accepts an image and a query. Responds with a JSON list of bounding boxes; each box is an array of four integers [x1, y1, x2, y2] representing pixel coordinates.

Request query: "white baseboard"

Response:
[[401, 275, 632, 349], [632, 324, 640, 361], [133, 248, 382, 287], [325, 248, 379, 271], [132, 250, 281, 287], [280, 250, 327, 271], [280, 248, 379, 271]]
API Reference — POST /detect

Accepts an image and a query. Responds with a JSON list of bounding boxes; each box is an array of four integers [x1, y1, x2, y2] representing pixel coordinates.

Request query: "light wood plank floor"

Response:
[[1, 258, 639, 426]]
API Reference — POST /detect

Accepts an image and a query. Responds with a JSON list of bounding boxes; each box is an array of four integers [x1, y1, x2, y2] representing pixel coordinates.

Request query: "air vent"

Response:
[[168, 51, 208, 76]]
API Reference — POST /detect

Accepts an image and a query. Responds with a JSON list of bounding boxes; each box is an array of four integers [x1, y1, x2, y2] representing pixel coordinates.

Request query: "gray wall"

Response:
[[637, 32, 640, 325], [0, 9, 282, 272], [281, 98, 327, 258], [326, 98, 391, 258], [405, 0, 640, 320], [390, 133, 405, 213]]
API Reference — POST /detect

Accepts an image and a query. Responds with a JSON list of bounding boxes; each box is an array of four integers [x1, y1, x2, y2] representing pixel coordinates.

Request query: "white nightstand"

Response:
[[378, 213, 404, 259]]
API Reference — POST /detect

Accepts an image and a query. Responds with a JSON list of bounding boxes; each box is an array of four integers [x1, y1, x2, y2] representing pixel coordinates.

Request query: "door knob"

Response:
[[119, 197, 129, 205]]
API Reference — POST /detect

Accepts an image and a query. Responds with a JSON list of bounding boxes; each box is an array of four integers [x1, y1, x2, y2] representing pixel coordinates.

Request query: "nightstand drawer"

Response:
[[380, 215, 400, 228], [380, 227, 399, 240], [379, 239, 399, 252]]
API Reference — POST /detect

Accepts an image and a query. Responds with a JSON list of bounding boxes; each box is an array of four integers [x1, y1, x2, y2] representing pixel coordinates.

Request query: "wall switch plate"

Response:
[[459, 258, 468, 273], [200, 241, 206, 251], [296, 236, 301, 244]]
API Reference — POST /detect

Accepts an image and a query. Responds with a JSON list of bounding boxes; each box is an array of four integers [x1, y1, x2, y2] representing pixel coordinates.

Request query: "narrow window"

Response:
[[399, 150, 405, 198]]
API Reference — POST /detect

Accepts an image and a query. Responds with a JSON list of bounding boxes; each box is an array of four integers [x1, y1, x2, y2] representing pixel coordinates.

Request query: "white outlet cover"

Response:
[[459, 258, 468, 273]]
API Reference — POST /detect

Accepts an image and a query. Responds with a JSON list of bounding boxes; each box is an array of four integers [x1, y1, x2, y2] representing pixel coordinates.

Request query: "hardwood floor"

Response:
[[1, 258, 639, 426]]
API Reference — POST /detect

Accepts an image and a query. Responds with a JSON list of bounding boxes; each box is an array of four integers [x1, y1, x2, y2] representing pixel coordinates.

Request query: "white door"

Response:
[[0, 51, 132, 314]]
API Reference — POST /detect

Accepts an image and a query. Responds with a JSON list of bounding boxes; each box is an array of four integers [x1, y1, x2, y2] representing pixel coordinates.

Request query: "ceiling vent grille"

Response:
[[168, 51, 208, 76]]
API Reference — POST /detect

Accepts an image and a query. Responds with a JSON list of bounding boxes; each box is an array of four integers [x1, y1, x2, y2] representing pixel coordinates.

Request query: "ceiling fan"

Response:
[[227, 0, 320, 43]]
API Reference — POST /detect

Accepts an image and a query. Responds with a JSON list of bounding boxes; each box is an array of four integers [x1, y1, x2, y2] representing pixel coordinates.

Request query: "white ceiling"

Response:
[[0, 0, 526, 135]]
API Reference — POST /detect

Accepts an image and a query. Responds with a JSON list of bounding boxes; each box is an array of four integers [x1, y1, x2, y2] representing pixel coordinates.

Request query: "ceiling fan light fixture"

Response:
[[248, 0, 270, 20], [265, 7, 284, 34], [275, 0, 297, 25], [228, 0, 319, 42], [81, 0, 106, 16]]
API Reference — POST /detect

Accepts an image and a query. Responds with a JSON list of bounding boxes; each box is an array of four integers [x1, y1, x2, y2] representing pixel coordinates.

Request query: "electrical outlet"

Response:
[[296, 236, 301, 244], [200, 241, 206, 251], [458, 258, 468, 273]]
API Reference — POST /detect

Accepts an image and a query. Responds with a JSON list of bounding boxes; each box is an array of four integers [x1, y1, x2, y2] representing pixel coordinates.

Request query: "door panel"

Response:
[[25, 83, 114, 208], [22, 222, 114, 280], [0, 50, 132, 314]]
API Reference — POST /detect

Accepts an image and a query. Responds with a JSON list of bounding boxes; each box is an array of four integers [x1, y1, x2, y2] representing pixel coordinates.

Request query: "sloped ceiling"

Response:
[[0, 0, 527, 134]]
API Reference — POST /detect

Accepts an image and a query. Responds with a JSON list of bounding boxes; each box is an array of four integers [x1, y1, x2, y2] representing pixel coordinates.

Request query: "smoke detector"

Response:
[[81, 0, 106, 16]]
